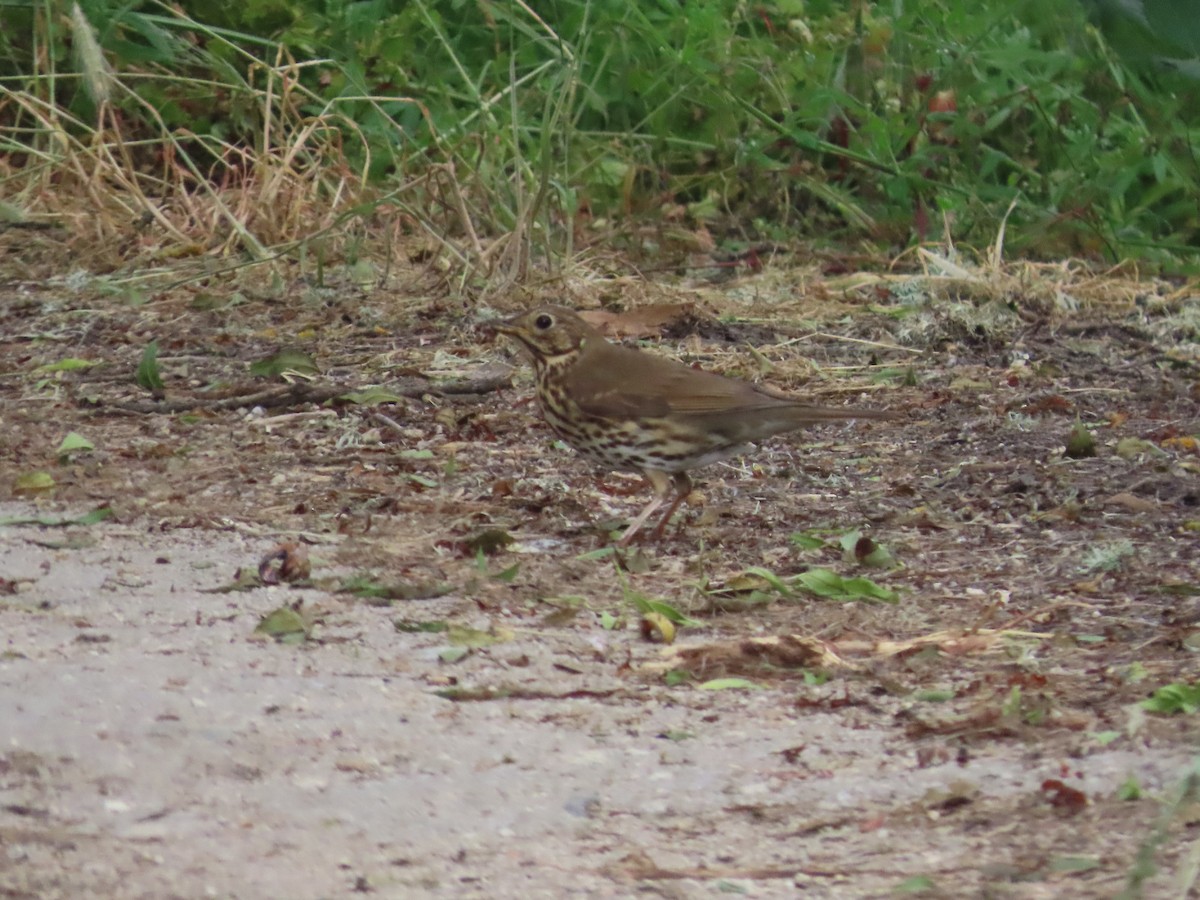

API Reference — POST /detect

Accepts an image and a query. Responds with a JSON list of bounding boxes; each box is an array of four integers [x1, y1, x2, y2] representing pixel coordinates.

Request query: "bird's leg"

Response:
[[616, 469, 675, 547], [650, 472, 693, 540], [616, 497, 661, 547]]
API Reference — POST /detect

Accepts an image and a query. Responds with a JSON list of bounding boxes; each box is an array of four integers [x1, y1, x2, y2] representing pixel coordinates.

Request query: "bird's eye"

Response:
[[534, 314, 553, 330]]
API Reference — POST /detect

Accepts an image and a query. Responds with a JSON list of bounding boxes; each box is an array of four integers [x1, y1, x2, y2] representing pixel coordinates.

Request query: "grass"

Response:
[[1, 8, 371, 275], [1, 0, 1199, 288]]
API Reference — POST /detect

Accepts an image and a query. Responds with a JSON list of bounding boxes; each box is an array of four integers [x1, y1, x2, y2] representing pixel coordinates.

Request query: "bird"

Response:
[[495, 305, 895, 546]]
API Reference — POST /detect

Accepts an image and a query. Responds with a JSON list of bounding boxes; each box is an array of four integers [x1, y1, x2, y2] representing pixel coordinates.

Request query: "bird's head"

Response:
[[494, 306, 599, 361]]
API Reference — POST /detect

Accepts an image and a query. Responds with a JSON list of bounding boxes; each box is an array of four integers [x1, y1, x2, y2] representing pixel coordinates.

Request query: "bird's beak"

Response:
[[488, 316, 518, 345], [495, 311, 528, 336]]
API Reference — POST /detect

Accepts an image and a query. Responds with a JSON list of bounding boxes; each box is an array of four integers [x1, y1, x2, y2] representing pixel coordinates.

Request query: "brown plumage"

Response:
[[496, 305, 894, 545]]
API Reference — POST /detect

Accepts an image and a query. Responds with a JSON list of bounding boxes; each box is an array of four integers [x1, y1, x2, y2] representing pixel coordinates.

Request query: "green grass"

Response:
[[2, 0, 1198, 276]]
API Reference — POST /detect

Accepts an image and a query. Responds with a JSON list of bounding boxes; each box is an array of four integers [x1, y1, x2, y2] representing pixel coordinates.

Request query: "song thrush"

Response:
[[496, 305, 894, 545]]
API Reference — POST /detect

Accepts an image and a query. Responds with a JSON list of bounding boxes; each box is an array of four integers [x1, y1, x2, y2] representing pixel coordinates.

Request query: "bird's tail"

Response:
[[690, 401, 898, 445], [781, 403, 898, 423]]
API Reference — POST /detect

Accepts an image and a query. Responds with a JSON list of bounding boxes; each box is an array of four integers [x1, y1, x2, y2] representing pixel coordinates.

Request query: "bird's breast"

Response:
[[534, 374, 749, 474]]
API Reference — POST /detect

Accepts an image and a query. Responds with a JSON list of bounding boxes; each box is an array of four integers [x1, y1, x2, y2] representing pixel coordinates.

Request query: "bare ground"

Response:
[[2, 261, 1200, 898]]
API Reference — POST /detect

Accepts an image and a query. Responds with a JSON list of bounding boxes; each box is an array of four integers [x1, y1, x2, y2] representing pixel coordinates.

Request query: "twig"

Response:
[[102, 373, 512, 414], [371, 411, 408, 437], [780, 332, 923, 354]]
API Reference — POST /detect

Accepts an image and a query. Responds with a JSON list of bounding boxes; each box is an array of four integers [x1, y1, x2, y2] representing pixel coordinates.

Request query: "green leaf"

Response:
[[0, 507, 111, 527], [840, 577, 900, 603], [464, 528, 514, 555], [254, 607, 309, 641], [338, 575, 451, 602], [1065, 420, 1096, 458], [493, 563, 521, 583], [870, 366, 919, 385], [1116, 437, 1162, 459], [1001, 685, 1023, 717], [914, 689, 955, 702], [340, 389, 407, 406], [349, 258, 378, 286], [794, 568, 899, 603], [188, 291, 227, 311], [201, 570, 266, 593], [249, 349, 320, 379], [1116, 777, 1142, 801], [438, 646, 470, 663], [394, 619, 449, 633], [136, 341, 165, 392], [839, 529, 897, 568], [74, 507, 114, 525], [446, 625, 511, 648], [664, 669, 690, 686], [576, 547, 618, 561], [622, 548, 652, 574], [1080, 540, 1135, 573], [58, 432, 94, 456], [1159, 583, 1200, 597], [0, 200, 28, 223], [631, 596, 704, 627], [838, 529, 862, 554], [697, 678, 762, 691], [1049, 856, 1100, 872], [742, 566, 794, 596], [893, 875, 937, 893], [658, 729, 695, 741], [39, 358, 96, 372], [1124, 662, 1149, 683], [789, 532, 826, 550], [794, 567, 844, 597], [1143, 682, 1200, 714]]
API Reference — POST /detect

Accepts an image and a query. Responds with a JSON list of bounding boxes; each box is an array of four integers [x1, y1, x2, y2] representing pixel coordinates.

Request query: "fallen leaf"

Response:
[[1041, 779, 1088, 814], [254, 606, 310, 643], [258, 542, 311, 584], [1104, 492, 1157, 513], [640, 613, 676, 644], [579, 303, 694, 339]]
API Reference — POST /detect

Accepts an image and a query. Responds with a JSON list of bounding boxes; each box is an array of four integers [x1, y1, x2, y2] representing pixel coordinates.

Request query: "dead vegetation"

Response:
[[1, 236, 1199, 895]]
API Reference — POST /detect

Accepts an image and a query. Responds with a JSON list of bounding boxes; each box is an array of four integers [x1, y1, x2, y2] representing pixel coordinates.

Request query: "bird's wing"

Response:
[[565, 341, 760, 419], [566, 339, 891, 445]]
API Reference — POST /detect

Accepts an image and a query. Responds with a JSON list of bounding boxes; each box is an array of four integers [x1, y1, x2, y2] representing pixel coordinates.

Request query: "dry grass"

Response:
[[2, 8, 1196, 341], [0, 4, 597, 294], [4, 6, 1196, 317], [1, 59, 368, 272]]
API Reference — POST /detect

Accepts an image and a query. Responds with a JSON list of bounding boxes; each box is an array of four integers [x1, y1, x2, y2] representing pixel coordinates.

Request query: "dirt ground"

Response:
[[2, 259, 1199, 899]]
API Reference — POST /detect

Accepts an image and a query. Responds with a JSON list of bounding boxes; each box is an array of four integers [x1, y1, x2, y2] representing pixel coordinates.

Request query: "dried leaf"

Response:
[[13, 471, 55, 495], [580, 303, 694, 339], [640, 613, 676, 644]]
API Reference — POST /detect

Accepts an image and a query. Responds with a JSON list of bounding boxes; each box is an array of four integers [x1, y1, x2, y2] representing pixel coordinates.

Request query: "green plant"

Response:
[[3, 0, 1198, 276]]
